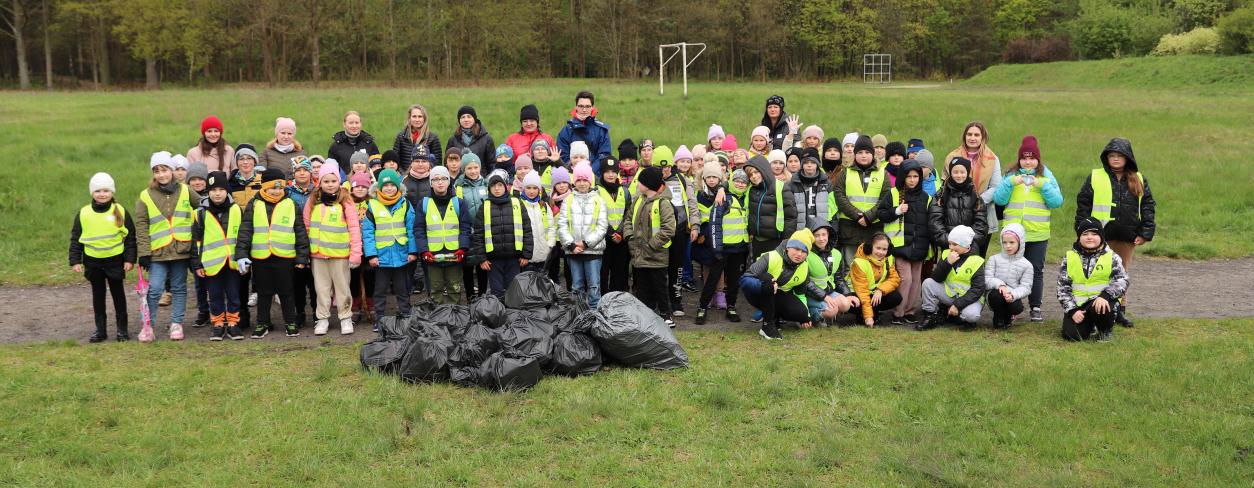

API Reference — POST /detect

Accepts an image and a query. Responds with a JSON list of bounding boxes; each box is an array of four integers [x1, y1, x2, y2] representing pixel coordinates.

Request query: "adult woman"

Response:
[[258, 117, 307, 179], [186, 116, 235, 173], [328, 111, 380, 177], [943, 122, 1001, 253], [505, 104, 556, 162], [446, 106, 496, 166], [392, 104, 442, 170]]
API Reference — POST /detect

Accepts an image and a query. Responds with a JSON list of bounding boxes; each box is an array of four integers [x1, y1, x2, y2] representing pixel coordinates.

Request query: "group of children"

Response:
[[71, 99, 1155, 344]]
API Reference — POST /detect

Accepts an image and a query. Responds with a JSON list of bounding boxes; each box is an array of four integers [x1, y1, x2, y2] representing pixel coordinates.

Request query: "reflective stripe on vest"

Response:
[[853, 255, 895, 291], [140, 183, 195, 250], [1005, 177, 1051, 242], [371, 199, 411, 250], [201, 205, 241, 276], [420, 197, 457, 252], [772, 180, 785, 232], [250, 199, 297, 259], [722, 195, 749, 245], [598, 187, 626, 228], [310, 203, 351, 257], [883, 188, 930, 248], [941, 250, 984, 298], [632, 197, 673, 249], [1090, 168, 1144, 225], [806, 249, 843, 292], [766, 251, 809, 292], [484, 198, 524, 253], [79, 204, 129, 259], [1066, 250, 1113, 302], [844, 166, 886, 213]]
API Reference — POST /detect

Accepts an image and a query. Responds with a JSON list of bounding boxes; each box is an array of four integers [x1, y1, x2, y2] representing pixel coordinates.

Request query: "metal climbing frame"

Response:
[[863, 54, 892, 84]]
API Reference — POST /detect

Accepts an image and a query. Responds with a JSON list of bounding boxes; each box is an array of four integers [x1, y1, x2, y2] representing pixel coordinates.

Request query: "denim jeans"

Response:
[[568, 256, 602, 308], [147, 259, 189, 325]]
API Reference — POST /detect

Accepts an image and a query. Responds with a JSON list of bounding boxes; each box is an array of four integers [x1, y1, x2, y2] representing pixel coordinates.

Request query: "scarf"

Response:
[[601, 179, 620, 195], [260, 189, 284, 204], [550, 189, 570, 208], [376, 189, 402, 206], [274, 142, 295, 153], [521, 191, 544, 204], [320, 190, 340, 205], [460, 128, 473, 146], [345, 132, 360, 145], [158, 180, 179, 194]]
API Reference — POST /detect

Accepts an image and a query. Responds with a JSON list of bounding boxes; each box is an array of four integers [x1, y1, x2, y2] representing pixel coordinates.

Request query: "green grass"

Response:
[[966, 54, 1254, 93], [1, 320, 1250, 486], [2, 70, 1253, 285]]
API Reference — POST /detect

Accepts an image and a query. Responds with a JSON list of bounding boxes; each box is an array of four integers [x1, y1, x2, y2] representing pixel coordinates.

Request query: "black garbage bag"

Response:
[[499, 314, 553, 364], [470, 294, 509, 328], [447, 344, 485, 387], [547, 331, 602, 376], [478, 351, 543, 391], [589, 292, 690, 370], [428, 304, 471, 331], [455, 321, 501, 359], [374, 315, 407, 339], [404, 315, 453, 343], [564, 310, 599, 334], [359, 335, 411, 375], [543, 305, 579, 335], [398, 336, 453, 383], [503, 271, 559, 309]]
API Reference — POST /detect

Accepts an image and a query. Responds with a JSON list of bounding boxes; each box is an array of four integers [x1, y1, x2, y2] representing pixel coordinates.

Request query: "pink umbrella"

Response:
[[135, 268, 154, 343]]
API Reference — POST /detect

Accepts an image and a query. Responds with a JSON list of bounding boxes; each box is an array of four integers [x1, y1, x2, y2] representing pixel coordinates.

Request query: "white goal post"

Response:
[[863, 53, 892, 84], [659, 42, 708, 97]]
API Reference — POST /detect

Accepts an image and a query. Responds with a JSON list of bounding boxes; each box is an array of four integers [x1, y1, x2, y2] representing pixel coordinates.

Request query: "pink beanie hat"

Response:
[[674, 145, 693, 162], [751, 126, 770, 139], [350, 172, 372, 188], [275, 117, 297, 135], [514, 154, 533, 171], [317, 161, 340, 182], [722, 134, 740, 152], [573, 162, 594, 183]]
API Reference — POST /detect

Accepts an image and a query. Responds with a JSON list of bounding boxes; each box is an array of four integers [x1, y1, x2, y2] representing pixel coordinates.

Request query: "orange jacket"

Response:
[[850, 243, 901, 320]]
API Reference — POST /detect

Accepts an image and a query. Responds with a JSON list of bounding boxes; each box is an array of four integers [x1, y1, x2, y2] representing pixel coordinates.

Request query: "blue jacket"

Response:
[[557, 115, 612, 174], [286, 182, 315, 210], [922, 173, 937, 197], [992, 166, 1064, 209], [362, 198, 418, 268], [413, 193, 473, 267]]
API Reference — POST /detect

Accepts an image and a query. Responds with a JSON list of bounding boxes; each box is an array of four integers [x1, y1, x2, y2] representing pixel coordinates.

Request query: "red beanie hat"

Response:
[[1018, 135, 1040, 160], [201, 115, 224, 135]]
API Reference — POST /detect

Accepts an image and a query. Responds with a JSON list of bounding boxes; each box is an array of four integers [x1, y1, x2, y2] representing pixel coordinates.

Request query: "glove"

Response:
[[453, 249, 465, 263], [422, 251, 436, 264], [235, 258, 251, 274], [139, 256, 151, 270]]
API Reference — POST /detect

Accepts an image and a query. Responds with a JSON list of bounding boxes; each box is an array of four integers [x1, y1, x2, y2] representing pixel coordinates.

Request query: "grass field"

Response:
[[966, 54, 1254, 93], [2, 56, 1253, 285], [1, 319, 1250, 486]]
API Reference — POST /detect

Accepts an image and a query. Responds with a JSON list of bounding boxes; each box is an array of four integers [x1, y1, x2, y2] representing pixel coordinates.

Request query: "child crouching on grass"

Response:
[[235, 168, 310, 339], [70, 172, 137, 342], [191, 172, 245, 340], [1058, 217, 1128, 342]]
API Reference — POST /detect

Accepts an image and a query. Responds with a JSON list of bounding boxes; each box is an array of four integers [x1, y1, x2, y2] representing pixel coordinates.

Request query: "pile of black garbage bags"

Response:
[[360, 272, 690, 391]]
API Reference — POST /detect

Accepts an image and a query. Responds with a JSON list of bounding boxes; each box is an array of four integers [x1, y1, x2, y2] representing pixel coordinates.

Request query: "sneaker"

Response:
[[694, 308, 707, 325], [671, 303, 685, 317], [169, 323, 185, 341], [371, 321, 381, 333], [1115, 309, 1134, 328], [89, 331, 108, 343], [340, 319, 354, 335], [891, 316, 905, 326], [251, 324, 270, 339], [681, 281, 698, 293], [210, 327, 225, 341], [138, 325, 155, 343], [194, 314, 209, 327], [247, 292, 258, 307], [759, 322, 783, 340], [903, 314, 919, 325], [726, 309, 741, 323], [314, 319, 329, 336], [226, 325, 245, 340], [751, 310, 764, 323], [1030, 307, 1043, 322], [286, 324, 300, 337], [159, 291, 172, 307], [914, 313, 941, 331], [664, 318, 676, 328], [1096, 330, 1114, 342], [713, 291, 727, 310]]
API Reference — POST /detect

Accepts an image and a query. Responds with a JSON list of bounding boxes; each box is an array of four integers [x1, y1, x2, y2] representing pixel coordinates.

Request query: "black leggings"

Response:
[[741, 276, 810, 325], [1062, 299, 1115, 341], [986, 290, 1025, 324], [462, 265, 487, 301], [86, 266, 128, 336], [698, 252, 747, 309], [601, 238, 631, 293]]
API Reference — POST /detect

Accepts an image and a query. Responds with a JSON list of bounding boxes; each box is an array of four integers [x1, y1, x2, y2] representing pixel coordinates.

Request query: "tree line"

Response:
[[2, 0, 1250, 90]]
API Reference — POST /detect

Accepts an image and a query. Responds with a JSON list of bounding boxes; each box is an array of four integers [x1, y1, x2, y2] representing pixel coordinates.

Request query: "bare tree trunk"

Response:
[[309, 0, 319, 84], [7, 0, 32, 89], [145, 56, 158, 89], [387, 0, 396, 84], [96, 16, 109, 86], [41, 0, 50, 89]]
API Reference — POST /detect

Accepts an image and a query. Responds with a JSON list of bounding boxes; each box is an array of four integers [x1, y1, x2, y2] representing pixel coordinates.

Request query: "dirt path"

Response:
[[2, 257, 1251, 344]]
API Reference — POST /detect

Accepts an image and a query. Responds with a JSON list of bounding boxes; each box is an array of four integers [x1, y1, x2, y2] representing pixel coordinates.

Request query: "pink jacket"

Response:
[[505, 131, 556, 161], [187, 144, 236, 173], [303, 192, 363, 264]]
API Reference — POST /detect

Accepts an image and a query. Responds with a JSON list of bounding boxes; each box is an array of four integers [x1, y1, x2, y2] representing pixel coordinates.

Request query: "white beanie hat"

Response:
[[842, 132, 859, 147], [150, 151, 174, 169], [429, 166, 451, 181], [767, 149, 786, 163], [89, 172, 116, 194], [570, 141, 590, 159], [171, 154, 189, 170], [522, 171, 543, 189], [948, 225, 976, 249]]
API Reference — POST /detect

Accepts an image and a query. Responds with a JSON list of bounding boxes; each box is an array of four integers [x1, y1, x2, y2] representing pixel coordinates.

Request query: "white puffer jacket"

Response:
[[983, 223, 1033, 300], [557, 190, 609, 255]]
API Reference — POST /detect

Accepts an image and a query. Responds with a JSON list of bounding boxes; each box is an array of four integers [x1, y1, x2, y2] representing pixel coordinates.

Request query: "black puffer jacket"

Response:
[[1074, 138, 1156, 242], [746, 155, 798, 240], [928, 176, 988, 249], [761, 110, 791, 150], [446, 128, 496, 169], [392, 129, 442, 170], [471, 193, 534, 262], [328, 130, 380, 176], [876, 160, 931, 261]]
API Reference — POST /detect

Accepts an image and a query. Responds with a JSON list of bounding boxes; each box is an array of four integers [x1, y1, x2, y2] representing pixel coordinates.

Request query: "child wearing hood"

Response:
[[745, 154, 799, 259], [917, 225, 986, 331], [993, 136, 1064, 323], [518, 171, 555, 274], [984, 223, 1033, 329], [472, 170, 534, 297], [876, 159, 931, 325], [558, 162, 610, 308], [454, 153, 489, 300], [412, 166, 470, 305], [304, 163, 364, 336], [191, 171, 245, 340], [849, 233, 903, 327], [598, 158, 633, 293], [1058, 218, 1128, 342], [915, 149, 938, 197], [928, 156, 988, 255], [70, 172, 137, 342]]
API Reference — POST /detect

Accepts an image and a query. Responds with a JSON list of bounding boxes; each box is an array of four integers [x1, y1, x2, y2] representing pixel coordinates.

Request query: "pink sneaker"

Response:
[[138, 324, 155, 343], [169, 323, 185, 341], [713, 291, 727, 310]]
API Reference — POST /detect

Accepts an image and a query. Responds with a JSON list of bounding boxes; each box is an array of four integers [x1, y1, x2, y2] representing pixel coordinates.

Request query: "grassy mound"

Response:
[[966, 54, 1254, 92]]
